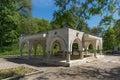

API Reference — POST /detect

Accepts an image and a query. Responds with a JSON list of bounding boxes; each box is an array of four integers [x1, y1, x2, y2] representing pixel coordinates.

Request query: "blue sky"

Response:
[[32, 0, 120, 28]]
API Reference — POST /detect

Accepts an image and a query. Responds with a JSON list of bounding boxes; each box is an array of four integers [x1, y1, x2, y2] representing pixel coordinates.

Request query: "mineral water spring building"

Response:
[[19, 28, 103, 67]]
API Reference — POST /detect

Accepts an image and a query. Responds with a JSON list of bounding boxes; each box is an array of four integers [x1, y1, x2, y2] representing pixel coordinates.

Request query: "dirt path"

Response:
[[19, 55, 120, 80], [0, 55, 120, 80]]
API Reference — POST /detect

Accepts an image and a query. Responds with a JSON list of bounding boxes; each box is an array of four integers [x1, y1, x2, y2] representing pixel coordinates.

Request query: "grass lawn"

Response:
[[0, 66, 37, 79], [0, 44, 43, 57], [0, 45, 19, 57]]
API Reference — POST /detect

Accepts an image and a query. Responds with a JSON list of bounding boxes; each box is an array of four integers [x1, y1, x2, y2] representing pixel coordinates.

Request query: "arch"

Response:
[[50, 37, 66, 51], [19, 41, 28, 56], [51, 41, 62, 55], [88, 43, 94, 53], [70, 38, 82, 52]]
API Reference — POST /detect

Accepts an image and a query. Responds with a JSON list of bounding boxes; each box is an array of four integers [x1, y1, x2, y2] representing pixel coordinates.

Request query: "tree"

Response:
[[0, 0, 20, 46], [53, 9, 78, 28], [18, 18, 52, 35], [90, 26, 103, 36], [0, 0, 32, 46], [103, 27, 116, 50], [53, 0, 120, 29], [113, 19, 120, 47], [34, 18, 51, 32], [17, 0, 32, 16]]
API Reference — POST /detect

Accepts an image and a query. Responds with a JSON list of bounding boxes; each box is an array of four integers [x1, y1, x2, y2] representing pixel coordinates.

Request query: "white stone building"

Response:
[[19, 28, 103, 66]]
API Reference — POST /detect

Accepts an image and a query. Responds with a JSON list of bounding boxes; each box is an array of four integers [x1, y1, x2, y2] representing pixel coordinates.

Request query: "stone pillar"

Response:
[[47, 51, 50, 60], [66, 52, 71, 62], [50, 50, 53, 57], [42, 46, 46, 57], [28, 49, 31, 58], [27, 41, 32, 58], [20, 49, 23, 57], [85, 47, 88, 55], [62, 51, 65, 58], [94, 49, 97, 58], [100, 50, 102, 55], [86, 50, 88, 55], [79, 51, 83, 59], [19, 43, 23, 57], [33, 44, 37, 57], [72, 50, 74, 55]]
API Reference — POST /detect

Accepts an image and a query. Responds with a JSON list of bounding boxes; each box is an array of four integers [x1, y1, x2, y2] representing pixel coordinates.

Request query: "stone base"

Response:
[[41, 55, 104, 67]]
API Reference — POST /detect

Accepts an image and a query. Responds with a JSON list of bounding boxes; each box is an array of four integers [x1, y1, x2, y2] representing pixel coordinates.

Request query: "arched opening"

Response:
[[71, 38, 82, 60], [52, 43, 61, 56], [20, 42, 33, 57], [72, 43, 79, 52], [50, 39, 65, 60], [33, 44, 43, 57], [88, 44, 94, 53]]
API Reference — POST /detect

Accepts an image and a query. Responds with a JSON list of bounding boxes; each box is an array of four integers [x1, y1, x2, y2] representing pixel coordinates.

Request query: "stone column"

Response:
[[62, 51, 66, 58], [94, 49, 97, 58], [79, 51, 83, 59], [20, 49, 23, 57], [28, 49, 31, 58], [72, 50, 74, 55], [19, 43, 23, 57], [42, 46, 46, 57], [85, 47, 88, 55], [33, 44, 37, 57], [66, 52, 71, 62], [27, 41, 32, 58], [100, 50, 102, 55], [47, 51, 50, 60]]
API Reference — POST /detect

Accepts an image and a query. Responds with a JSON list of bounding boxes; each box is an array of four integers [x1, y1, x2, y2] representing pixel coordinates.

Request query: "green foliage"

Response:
[[53, 10, 78, 28], [90, 26, 103, 36], [33, 18, 51, 32], [113, 19, 120, 47], [103, 27, 116, 50], [0, 44, 19, 57], [53, 44, 60, 54], [53, 0, 120, 30], [0, 0, 21, 46], [72, 43, 78, 51], [17, 0, 32, 16]]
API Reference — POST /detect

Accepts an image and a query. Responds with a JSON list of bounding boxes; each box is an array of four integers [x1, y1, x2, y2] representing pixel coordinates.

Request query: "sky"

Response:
[[32, 0, 120, 28]]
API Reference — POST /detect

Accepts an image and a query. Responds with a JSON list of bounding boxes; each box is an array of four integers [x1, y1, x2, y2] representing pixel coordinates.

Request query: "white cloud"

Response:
[[32, 0, 54, 8]]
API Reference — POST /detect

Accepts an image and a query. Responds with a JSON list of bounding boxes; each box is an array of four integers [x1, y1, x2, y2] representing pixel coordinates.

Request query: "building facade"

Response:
[[19, 28, 103, 66]]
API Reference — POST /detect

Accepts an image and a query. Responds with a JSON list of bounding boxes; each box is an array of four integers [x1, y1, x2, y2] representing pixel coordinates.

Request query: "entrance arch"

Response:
[[49, 37, 66, 59], [70, 38, 82, 52], [88, 44, 94, 53], [70, 38, 83, 59]]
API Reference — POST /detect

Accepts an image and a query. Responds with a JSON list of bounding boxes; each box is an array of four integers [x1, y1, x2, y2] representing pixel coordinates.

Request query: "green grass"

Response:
[[0, 66, 37, 79], [0, 45, 19, 57], [0, 44, 44, 57]]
